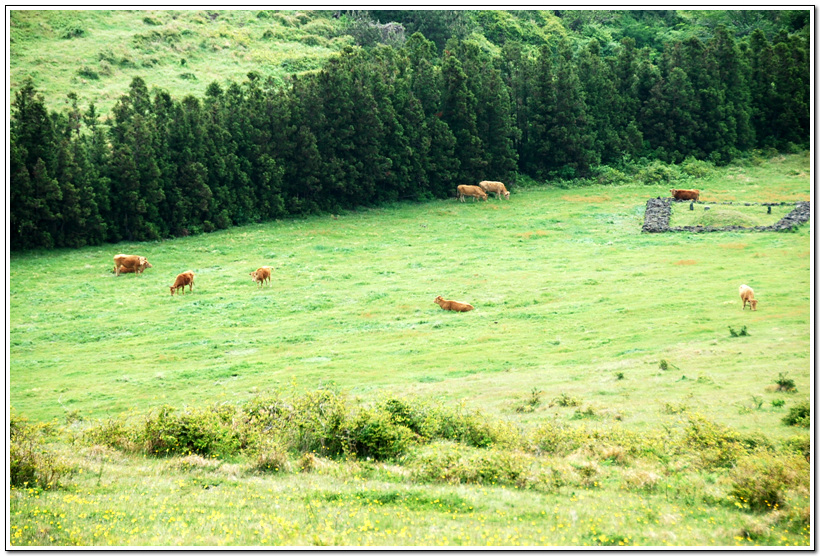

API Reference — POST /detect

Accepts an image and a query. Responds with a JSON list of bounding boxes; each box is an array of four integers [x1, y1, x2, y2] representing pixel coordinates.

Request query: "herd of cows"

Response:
[[112, 182, 759, 311]]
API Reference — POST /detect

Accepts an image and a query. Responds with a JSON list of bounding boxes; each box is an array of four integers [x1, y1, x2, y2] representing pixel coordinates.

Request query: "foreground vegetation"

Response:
[[9, 153, 811, 546]]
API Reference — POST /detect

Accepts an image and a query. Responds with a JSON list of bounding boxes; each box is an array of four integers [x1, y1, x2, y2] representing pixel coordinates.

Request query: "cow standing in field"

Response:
[[479, 180, 510, 200], [670, 189, 700, 201], [114, 254, 153, 276], [170, 271, 195, 295], [250, 266, 272, 287], [739, 284, 758, 311], [456, 185, 488, 202], [434, 295, 474, 312]]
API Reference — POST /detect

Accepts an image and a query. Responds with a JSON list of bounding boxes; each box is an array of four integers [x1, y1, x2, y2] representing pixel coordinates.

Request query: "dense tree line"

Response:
[[10, 23, 809, 250]]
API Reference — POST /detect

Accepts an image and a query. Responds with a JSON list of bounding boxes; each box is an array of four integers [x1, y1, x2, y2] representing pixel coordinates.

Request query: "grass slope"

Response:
[[10, 9, 349, 114], [9, 153, 812, 547]]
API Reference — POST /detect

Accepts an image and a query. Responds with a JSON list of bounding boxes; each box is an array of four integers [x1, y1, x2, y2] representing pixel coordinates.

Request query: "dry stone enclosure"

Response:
[[642, 198, 810, 233]]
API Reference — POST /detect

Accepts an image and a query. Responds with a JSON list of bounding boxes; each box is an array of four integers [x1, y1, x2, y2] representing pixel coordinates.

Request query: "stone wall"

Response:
[[642, 199, 811, 233]]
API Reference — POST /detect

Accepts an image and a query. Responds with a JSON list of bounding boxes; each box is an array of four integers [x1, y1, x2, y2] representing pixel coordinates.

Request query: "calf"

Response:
[[670, 188, 700, 201], [170, 271, 195, 296], [739, 284, 757, 311], [250, 266, 272, 287], [456, 185, 488, 202], [114, 254, 153, 276], [434, 295, 474, 312], [479, 180, 510, 200]]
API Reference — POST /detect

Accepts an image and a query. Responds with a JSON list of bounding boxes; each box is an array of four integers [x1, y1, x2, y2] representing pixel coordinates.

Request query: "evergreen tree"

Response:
[[108, 78, 165, 240], [10, 82, 62, 249], [441, 48, 486, 183]]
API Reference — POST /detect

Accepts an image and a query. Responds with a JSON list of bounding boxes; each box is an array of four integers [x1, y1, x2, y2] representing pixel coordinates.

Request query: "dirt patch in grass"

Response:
[[720, 243, 748, 250], [517, 230, 550, 239], [561, 195, 612, 203], [673, 260, 698, 266]]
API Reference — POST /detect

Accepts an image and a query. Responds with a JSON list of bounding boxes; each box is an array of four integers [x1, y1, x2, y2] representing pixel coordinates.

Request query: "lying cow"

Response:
[[479, 180, 510, 200], [739, 284, 757, 311], [670, 189, 700, 201], [456, 185, 488, 203], [434, 295, 474, 312], [250, 266, 272, 287], [170, 271, 195, 296], [114, 254, 152, 277]]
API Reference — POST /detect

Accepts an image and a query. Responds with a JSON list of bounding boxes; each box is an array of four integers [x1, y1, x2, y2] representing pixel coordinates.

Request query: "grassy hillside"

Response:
[[9, 9, 350, 114], [9, 153, 811, 547]]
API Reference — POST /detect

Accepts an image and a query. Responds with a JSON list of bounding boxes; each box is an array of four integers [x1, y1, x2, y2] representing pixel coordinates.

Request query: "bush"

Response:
[[593, 165, 629, 185], [729, 451, 806, 512], [775, 373, 796, 392], [140, 405, 246, 457], [10, 414, 70, 490], [682, 414, 747, 469], [83, 417, 137, 451], [348, 407, 418, 460], [407, 443, 536, 489], [77, 66, 99, 80], [782, 401, 809, 428], [61, 25, 85, 39], [680, 156, 714, 178], [251, 445, 291, 474], [636, 161, 681, 184]]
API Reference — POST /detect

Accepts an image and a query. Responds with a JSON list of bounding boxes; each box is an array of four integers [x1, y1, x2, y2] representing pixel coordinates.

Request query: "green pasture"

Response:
[[8, 153, 812, 547], [10, 9, 347, 114]]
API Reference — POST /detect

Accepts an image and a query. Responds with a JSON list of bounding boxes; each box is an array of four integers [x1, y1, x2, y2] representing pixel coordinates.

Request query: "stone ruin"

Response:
[[642, 198, 811, 233]]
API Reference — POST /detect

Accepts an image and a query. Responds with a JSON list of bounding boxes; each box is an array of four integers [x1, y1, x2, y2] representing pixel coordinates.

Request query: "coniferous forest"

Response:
[[10, 10, 810, 250]]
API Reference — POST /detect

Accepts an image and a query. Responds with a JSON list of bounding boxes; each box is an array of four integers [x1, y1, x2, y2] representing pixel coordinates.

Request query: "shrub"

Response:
[[680, 156, 714, 178], [83, 416, 136, 451], [771, 399, 786, 408], [636, 160, 681, 184], [782, 435, 810, 460], [782, 401, 809, 428], [61, 25, 85, 39], [775, 373, 796, 392], [348, 407, 418, 460], [251, 447, 291, 474], [77, 66, 99, 80], [622, 468, 661, 492], [682, 414, 748, 469], [729, 451, 806, 512], [553, 392, 580, 407], [140, 404, 245, 457], [728, 325, 749, 337], [407, 443, 536, 489], [10, 414, 70, 490], [593, 165, 629, 185]]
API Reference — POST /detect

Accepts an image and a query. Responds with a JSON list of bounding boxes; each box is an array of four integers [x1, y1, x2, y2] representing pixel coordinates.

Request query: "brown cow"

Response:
[[434, 295, 474, 312], [456, 185, 488, 203], [250, 266, 272, 287], [739, 284, 758, 311], [114, 254, 152, 276], [170, 271, 195, 296], [479, 180, 510, 200], [670, 189, 700, 201]]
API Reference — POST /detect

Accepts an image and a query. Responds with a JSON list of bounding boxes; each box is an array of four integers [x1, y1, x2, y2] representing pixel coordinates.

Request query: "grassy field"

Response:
[[9, 152, 812, 547], [10, 9, 348, 115]]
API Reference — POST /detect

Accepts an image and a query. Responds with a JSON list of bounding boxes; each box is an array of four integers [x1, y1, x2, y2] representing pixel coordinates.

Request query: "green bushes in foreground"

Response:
[[10, 414, 72, 490], [76, 392, 809, 470]]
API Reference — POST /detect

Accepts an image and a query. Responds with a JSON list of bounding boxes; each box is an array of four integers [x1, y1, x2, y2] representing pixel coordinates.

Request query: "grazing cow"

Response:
[[170, 271, 195, 296], [670, 189, 700, 201], [114, 254, 152, 277], [434, 295, 474, 312], [479, 180, 510, 200], [456, 185, 488, 203], [250, 266, 272, 287], [739, 284, 757, 311]]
